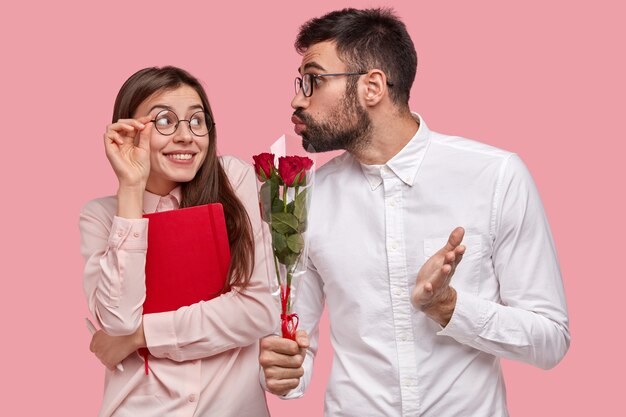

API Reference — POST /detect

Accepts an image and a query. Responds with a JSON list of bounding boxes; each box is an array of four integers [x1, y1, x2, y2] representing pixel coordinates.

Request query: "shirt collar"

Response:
[[142, 186, 182, 214], [359, 112, 431, 190]]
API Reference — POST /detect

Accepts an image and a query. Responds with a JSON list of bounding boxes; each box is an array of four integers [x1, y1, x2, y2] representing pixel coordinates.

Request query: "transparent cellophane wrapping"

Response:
[[257, 135, 316, 339]]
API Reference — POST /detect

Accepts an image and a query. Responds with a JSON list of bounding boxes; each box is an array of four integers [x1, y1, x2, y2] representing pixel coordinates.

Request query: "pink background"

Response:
[[1, 0, 623, 415]]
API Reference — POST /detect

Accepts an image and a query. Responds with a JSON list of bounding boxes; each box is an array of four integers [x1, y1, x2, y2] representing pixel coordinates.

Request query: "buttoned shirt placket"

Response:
[[382, 165, 420, 416]]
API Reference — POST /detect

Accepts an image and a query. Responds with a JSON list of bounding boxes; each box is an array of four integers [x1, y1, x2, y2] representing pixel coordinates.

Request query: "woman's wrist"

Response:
[[118, 181, 146, 193], [117, 185, 145, 218], [134, 321, 147, 349]]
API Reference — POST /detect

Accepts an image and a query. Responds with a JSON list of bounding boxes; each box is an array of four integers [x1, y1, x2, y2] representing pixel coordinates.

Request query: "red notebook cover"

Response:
[[139, 203, 231, 373], [142, 203, 231, 314]]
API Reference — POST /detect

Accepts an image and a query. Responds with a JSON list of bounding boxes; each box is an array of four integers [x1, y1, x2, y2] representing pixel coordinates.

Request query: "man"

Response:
[[259, 8, 569, 416]]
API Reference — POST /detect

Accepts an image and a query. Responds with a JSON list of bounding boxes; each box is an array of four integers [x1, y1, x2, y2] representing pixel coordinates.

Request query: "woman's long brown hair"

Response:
[[112, 66, 254, 290]]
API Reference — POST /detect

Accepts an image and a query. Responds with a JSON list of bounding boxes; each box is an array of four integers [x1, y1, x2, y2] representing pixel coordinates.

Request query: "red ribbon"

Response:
[[138, 348, 149, 375], [281, 313, 299, 340], [280, 284, 299, 340]]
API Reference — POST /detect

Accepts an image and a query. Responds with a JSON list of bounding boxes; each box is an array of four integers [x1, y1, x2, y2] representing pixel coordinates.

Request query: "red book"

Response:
[[139, 203, 231, 373]]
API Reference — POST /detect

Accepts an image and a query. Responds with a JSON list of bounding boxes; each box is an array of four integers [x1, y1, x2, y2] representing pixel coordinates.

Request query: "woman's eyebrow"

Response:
[[148, 104, 204, 114], [148, 104, 171, 113]]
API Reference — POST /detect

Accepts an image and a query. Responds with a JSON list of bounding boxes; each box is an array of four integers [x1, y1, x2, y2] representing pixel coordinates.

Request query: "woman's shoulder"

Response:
[[219, 154, 253, 171], [219, 155, 255, 186]]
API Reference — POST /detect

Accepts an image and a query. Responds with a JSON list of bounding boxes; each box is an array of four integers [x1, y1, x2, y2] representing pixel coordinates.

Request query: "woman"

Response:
[[79, 66, 278, 417]]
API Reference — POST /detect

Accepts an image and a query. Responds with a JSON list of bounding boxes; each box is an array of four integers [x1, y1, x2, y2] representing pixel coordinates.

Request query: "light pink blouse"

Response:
[[80, 156, 278, 417]]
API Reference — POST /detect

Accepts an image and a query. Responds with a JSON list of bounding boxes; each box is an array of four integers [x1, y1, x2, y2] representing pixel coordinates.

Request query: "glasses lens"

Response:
[[295, 77, 301, 95], [154, 110, 177, 135], [302, 74, 312, 97], [189, 111, 210, 136]]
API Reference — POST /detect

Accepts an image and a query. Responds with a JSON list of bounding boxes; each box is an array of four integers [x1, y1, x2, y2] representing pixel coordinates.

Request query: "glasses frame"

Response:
[[295, 72, 365, 98], [149, 109, 214, 137], [294, 71, 395, 97]]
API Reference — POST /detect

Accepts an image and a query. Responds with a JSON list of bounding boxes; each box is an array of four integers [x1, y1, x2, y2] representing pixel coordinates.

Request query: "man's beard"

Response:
[[295, 85, 372, 153]]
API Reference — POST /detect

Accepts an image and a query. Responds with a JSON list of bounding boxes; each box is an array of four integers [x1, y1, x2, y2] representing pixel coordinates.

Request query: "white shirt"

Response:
[[284, 115, 570, 417]]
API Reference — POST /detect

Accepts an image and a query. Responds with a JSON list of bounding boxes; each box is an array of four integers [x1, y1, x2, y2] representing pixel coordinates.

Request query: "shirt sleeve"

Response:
[[79, 200, 148, 336], [143, 159, 280, 361], [438, 154, 570, 369]]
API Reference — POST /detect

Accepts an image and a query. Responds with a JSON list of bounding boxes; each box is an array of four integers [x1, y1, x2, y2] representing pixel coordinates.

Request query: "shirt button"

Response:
[[133, 232, 140, 238], [117, 231, 123, 237], [394, 288, 402, 296], [391, 242, 398, 250], [400, 333, 408, 342], [389, 200, 396, 207], [189, 394, 197, 402]]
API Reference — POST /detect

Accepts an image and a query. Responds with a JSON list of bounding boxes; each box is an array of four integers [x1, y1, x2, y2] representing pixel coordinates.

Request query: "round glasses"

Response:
[[150, 109, 214, 136]]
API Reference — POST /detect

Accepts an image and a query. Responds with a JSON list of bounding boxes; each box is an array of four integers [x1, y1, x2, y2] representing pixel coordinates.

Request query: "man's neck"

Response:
[[352, 110, 419, 165]]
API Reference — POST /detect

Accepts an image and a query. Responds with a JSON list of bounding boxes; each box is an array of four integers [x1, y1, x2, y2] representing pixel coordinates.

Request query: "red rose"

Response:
[[252, 153, 276, 181], [278, 156, 314, 186]]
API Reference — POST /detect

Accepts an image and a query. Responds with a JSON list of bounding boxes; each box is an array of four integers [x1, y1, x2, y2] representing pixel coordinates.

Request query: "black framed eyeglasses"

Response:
[[294, 72, 394, 97], [150, 109, 214, 136]]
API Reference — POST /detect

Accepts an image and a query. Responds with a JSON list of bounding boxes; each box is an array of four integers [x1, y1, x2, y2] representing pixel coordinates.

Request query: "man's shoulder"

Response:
[[426, 130, 532, 187], [428, 130, 514, 161]]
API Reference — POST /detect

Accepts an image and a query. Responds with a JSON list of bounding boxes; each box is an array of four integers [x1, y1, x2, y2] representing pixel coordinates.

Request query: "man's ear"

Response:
[[362, 69, 388, 106]]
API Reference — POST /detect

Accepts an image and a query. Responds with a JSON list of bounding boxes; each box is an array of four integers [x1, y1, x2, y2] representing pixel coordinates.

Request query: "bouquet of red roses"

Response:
[[253, 150, 314, 340]]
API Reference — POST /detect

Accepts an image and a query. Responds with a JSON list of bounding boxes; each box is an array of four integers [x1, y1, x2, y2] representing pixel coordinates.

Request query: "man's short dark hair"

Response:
[[295, 7, 417, 107]]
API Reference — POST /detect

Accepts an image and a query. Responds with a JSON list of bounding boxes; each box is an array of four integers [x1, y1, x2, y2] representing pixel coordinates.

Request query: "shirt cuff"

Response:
[[143, 311, 179, 360], [108, 216, 148, 250], [437, 290, 491, 343]]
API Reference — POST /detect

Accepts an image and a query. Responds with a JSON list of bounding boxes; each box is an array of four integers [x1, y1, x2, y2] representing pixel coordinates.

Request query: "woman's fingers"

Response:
[[105, 116, 153, 148], [136, 120, 153, 151], [136, 115, 152, 125], [106, 119, 147, 142], [102, 117, 153, 186], [104, 131, 125, 146], [116, 118, 146, 129]]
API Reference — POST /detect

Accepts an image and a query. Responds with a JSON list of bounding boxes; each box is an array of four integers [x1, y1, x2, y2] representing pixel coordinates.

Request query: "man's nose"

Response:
[[291, 89, 309, 110]]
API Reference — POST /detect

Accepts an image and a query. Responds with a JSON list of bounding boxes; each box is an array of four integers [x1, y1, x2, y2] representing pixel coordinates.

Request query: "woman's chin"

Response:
[[170, 173, 196, 184], [162, 166, 200, 184]]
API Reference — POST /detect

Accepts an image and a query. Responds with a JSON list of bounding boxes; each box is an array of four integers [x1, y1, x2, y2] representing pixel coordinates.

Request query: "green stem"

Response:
[[273, 253, 281, 287], [282, 185, 288, 212], [286, 269, 293, 312]]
